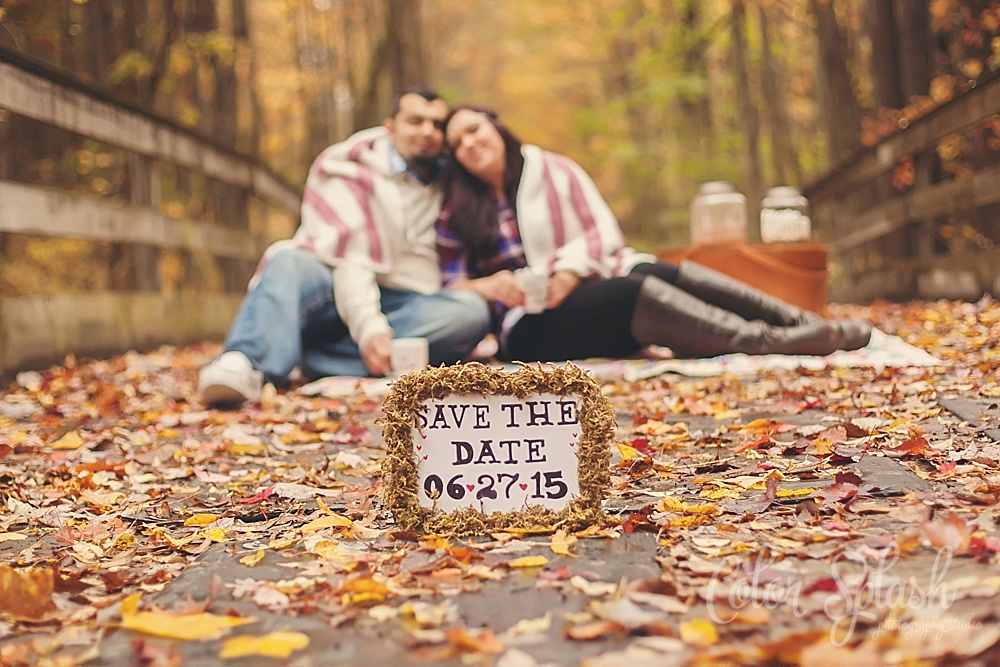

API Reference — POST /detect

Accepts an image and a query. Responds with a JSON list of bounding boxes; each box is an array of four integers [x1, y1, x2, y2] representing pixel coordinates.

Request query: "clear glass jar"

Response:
[[759, 186, 811, 243], [689, 181, 748, 245]]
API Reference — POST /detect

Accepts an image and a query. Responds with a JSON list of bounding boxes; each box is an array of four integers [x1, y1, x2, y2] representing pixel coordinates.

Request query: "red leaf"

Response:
[[237, 486, 274, 505], [813, 483, 859, 504]]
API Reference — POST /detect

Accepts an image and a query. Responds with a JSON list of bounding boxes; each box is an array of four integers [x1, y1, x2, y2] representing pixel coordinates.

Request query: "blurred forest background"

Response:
[[1, 0, 999, 298]]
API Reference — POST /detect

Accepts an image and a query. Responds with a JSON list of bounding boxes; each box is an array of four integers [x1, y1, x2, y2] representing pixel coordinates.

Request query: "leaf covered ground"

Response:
[[2, 298, 1000, 666]]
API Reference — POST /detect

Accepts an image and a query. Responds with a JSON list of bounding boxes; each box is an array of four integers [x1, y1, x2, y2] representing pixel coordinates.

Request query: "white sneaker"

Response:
[[198, 351, 264, 406]]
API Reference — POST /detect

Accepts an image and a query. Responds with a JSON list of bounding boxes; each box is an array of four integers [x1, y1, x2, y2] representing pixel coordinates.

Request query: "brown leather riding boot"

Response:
[[630, 276, 871, 358], [674, 260, 817, 326]]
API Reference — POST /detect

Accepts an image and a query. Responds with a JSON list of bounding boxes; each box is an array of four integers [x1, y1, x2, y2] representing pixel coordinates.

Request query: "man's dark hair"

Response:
[[390, 86, 442, 117]]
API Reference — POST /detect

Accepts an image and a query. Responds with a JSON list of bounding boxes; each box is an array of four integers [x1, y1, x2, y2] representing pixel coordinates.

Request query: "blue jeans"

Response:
[[224, 248, 490, 382]]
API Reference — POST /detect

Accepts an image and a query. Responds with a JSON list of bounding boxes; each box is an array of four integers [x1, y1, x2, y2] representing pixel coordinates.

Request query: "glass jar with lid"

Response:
[[689, 181, 748, 245], [759, 186, 811, 243]]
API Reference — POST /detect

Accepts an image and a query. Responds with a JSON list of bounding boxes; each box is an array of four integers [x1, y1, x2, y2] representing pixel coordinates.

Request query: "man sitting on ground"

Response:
[[198, 87, 490, 407]]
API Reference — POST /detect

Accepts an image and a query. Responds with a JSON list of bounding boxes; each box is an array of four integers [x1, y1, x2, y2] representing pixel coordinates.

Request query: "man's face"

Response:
[[384, 94, 449, 169]]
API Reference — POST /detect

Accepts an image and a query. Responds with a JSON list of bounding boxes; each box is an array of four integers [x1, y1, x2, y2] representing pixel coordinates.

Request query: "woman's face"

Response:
[[446, 109, 507, 186]]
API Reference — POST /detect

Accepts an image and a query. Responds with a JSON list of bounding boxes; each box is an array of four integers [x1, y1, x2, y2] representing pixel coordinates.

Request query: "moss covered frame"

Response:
[[380, 362, 615, 535]]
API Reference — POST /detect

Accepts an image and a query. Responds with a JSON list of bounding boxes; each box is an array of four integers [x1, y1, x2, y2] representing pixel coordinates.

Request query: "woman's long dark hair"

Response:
[[439, 104, 526, 265]]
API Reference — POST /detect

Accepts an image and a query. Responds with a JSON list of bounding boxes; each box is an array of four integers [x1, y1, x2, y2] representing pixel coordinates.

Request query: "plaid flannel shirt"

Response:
[[436, 202, 527, 325]]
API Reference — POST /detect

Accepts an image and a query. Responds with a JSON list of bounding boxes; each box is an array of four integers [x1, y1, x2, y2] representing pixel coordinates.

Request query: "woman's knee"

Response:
[[433, 289, 490, 324]]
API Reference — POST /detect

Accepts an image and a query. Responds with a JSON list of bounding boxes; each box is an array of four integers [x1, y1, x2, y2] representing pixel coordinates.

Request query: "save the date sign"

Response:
[[414, 393, 580, 513], [381, 363, 613, 533]]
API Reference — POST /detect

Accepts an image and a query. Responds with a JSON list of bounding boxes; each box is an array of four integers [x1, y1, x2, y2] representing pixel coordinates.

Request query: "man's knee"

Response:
[[259, 248, 325, 285]]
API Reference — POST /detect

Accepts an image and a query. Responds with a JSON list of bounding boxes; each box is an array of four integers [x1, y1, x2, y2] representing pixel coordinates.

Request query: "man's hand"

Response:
[[547, 270, 581, 309], [362, 332, 393, 377]]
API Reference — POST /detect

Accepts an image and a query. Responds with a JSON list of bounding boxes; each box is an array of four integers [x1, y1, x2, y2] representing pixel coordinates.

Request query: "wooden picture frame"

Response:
[[380, 362, 615, 535]]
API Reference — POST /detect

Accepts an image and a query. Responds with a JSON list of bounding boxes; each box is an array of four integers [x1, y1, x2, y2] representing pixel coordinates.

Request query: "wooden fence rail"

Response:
[[0, 51, 301, 378], [806, 72, 1000, 304]]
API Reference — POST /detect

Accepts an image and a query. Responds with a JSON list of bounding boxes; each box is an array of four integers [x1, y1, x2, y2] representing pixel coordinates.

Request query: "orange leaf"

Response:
[[444, 627, 505, 654], [564, 619, 625, 640], [891, 436, 932, 456], [0, 565, 57, 619]]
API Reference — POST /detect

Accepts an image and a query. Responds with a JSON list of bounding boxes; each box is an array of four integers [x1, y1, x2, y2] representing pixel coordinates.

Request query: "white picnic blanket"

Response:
[[297, 328, 941, 398]]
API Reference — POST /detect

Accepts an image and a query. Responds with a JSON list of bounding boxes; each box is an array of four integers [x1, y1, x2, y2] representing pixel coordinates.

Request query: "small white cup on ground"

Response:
[[390, 337, 429, 377], [516, 268, 549, 314]]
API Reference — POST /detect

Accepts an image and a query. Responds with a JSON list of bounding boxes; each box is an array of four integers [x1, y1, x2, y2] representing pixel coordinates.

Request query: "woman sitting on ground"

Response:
[[435, 104, 871, 363]]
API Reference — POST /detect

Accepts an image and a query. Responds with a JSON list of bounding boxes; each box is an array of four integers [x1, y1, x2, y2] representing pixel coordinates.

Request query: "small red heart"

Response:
[[420, 434, 427, 439], [569, 442, 575, 447], [572, 432, 578, 437], [416, 445, 422, 450], [466, 484, 475, 491], [519, 483, 528, 491], [422, 455, 428, 460]]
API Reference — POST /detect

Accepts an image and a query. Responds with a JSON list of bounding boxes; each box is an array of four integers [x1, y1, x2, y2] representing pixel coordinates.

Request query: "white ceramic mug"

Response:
[[516, 268, 549, 314], [390, 337, 429, 376]]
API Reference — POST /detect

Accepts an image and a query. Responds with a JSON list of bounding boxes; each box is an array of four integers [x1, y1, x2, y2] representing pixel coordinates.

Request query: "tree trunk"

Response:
[[811, 0, 863, 164], [867, 0, 902, 109], [354, 0, 425, 128], [730, 0, 763, 228], [389, 0, 425, 93], [232, 0, 260, 157], [758, 3, 802, 186], [602, 0, 669, 241], [680, 1, 715, 160], [892, 0, 932, 103]]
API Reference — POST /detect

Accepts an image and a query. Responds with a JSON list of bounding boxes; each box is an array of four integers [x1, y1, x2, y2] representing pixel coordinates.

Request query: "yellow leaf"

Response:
[[666, 515, 714, 529], [268, 535, 299, 550], [656, 497, 719, 515], [184, 514, 218, 527], [679, 618, 719, 647], [162, 532, 196, 548], [316, 497, 335, 515], [219, 631, 310, 659], [205, 527, 229, 542], [776, 488, 820, 499], [700, 487, 742, 500], [121, 593, 141, 616], [310, 540, 348, 561], [350, 523, 385, 540], [420, 536, 452, 551], [239, 550, 265, 567], [633, 420, 675, 435], [121, 610, 256, 640], [301, 514, 353, 534], [50, 431, 85, 450], [615, 442, 642, 461], [340, 575, 391, 605], [507, 612, 552, 636], [228, 442, 267, 456], [550, 530, 577, 557], [508, 555, 548, 569]]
